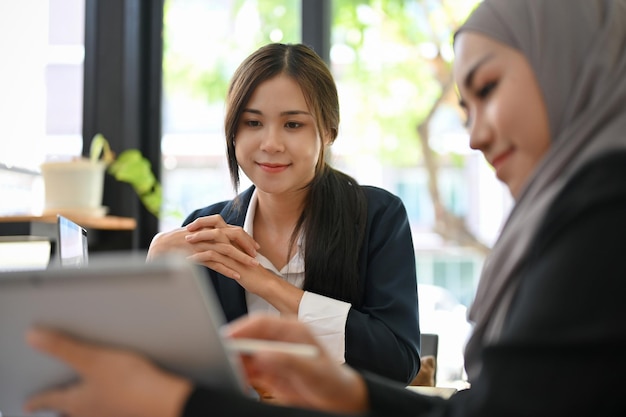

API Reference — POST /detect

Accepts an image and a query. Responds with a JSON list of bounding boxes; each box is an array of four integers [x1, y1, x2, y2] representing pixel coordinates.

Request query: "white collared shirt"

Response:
[[243, 190, 351, 364]]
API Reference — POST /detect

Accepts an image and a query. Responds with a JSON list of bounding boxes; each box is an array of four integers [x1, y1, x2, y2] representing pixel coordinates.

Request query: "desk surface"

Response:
[[0, 215, 137, 231], [406, 386, 458, 399]]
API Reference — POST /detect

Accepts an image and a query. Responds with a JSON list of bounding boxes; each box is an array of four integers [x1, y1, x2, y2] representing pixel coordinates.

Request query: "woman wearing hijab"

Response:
[[23, 0, 626, 416]]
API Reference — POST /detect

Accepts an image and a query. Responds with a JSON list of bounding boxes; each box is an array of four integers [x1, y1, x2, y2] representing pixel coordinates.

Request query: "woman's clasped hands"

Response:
[[147, 215, 290, 300], [148, 214, 260, 279], [184, 215, 261, 279]]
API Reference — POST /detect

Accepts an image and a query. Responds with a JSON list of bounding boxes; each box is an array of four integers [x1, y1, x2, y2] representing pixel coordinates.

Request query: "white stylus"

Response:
[[225, 338, 319, 358]]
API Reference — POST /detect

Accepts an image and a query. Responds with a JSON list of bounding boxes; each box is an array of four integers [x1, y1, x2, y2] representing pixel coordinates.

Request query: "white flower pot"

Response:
[[40, 159, 107, 216]]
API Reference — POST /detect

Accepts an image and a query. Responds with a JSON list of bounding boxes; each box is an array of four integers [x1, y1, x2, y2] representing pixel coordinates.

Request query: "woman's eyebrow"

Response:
[[280, 110, 311, 116], [463, 53, 495, 89]]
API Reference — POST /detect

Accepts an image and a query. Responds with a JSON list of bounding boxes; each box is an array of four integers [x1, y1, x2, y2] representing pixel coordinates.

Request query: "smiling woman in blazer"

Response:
[[145, 43, 421, 385]]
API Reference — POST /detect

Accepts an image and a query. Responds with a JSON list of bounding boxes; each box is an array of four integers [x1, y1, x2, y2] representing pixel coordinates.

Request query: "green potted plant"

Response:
[[40, 134, 162, 218], [89, 133, 162, 218]]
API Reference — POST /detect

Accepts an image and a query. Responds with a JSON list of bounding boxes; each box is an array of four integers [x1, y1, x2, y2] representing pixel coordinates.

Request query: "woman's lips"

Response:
[[258, 162, 289, 173], [491, 148, 513, 171]]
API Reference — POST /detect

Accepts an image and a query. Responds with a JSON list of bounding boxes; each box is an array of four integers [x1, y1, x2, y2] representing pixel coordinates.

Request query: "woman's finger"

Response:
[[188, 240, 259, 267], [185, 214, 228, 231], [186, 228, 259, 258], [187, 254, 242, 280], [26, 329, 98, 375], [221, 228, 261, 255], [226, 316, 319, 345], [244, 345, 368, 414], [185, 229, 230, 244], [186, 244, 258, 279], [146, 228, 194, 261]]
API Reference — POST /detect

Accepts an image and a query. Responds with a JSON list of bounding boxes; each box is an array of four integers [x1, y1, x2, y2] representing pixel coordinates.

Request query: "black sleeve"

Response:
[[182, 386, 363, 417], [345, 188, 421, 384], [183, 374, 447, 417], [363, 372, 445, 417]]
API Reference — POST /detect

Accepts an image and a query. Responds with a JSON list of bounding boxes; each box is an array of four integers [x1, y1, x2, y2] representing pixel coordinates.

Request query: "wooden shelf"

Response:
[[0, 215, 136, 231]]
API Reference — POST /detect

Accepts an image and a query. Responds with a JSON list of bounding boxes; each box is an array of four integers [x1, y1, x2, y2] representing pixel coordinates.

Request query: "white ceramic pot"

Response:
[[40, 159, 107, 215]]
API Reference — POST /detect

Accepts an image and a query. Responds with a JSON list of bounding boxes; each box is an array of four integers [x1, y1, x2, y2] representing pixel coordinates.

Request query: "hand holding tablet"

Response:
[[0, 254, 249, 417]]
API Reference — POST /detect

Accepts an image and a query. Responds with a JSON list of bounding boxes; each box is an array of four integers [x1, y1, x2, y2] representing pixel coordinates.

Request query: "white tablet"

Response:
[[0, 253, 248, 417]]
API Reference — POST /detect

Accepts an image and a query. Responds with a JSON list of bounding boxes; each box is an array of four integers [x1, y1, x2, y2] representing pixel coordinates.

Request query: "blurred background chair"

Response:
[[409, 333, 439, 387]]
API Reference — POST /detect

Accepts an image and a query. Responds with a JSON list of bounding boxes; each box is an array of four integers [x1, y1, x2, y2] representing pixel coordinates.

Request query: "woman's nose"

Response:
[[259, 127, 285, 152], [468, 114, 491, 152]]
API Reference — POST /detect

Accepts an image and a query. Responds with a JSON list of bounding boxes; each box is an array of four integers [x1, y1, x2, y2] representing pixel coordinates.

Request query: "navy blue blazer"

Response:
[[183, 185, 421, 383]]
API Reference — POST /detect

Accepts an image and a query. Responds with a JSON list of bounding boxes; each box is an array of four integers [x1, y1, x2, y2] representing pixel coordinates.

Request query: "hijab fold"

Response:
[[456, 0, 626, 380]]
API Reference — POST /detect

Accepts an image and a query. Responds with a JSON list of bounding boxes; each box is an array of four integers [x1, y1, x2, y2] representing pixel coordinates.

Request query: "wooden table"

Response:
[[0, 214, 136, 231], [0, 214, 137, 252]]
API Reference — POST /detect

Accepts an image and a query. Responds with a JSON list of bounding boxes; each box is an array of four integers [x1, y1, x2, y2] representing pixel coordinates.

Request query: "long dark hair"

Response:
[[224, 43, 367, 306]]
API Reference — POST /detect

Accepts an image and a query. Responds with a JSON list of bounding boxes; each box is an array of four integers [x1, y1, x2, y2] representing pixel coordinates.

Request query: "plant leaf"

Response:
[[90, 133, 116, 164], [108, 149, 162, 217]]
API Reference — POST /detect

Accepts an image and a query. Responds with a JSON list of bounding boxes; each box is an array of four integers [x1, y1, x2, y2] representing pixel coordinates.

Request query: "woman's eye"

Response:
[[245, 120, 261, 127], [285, 121, 301, 129], [476, 81, 497, 99]]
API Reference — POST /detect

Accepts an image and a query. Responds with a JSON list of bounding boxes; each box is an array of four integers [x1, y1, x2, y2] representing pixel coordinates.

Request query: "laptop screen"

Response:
[[56, 215, 88, 268]]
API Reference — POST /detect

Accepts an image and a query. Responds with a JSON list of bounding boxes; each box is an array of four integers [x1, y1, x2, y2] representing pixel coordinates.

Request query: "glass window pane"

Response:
[[0, 0, 85, 215], [160, 0, 301, 230]]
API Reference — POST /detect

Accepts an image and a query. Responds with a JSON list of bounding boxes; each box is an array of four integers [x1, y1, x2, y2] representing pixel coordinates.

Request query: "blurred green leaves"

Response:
[[90, 134, 162, 218]]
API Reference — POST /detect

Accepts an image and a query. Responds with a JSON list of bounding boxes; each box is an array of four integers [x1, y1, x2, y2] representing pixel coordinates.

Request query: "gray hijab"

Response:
[[456, 0, 626, 380]]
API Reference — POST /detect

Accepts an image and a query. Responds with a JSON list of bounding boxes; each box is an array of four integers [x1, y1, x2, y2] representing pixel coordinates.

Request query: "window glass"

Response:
[[160, 0, 301, 230], [0, 0, 85, 215]]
